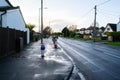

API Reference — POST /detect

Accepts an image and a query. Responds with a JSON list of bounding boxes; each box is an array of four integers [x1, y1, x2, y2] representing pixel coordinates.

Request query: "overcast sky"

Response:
[[9, 0, 120, 32]]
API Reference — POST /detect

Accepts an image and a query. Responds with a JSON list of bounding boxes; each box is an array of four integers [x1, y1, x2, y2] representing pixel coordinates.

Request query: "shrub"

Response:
[[107, 32, 120, 41], [107, 32, 120, 37]]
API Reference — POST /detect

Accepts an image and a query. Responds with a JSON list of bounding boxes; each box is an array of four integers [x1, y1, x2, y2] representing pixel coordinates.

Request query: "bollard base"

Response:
[[54, 44, 57, 49], [41, 55, 44, 59]]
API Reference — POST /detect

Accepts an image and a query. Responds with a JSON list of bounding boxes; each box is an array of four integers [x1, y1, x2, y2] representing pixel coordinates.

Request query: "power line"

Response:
[[81, 8, 94, 18], [98, 10, 119, 17], [73, 0, 95, 25], [97, 11, 118, 26], [76, 7, 94, 21], [97, 13, 111, 25], [97, 0, 111, 6], [98, 8, 120, 14]]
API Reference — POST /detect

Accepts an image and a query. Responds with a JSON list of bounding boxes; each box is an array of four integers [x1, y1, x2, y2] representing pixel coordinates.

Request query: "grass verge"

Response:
[[65, 37, 120, 46], [107, 42, 120, 46]]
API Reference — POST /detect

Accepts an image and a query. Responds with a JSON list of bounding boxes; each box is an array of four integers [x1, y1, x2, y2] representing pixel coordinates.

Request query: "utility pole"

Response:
[[93, 5, 97, 42], [41, 0, 43, 44], [39, 8, 40, 33], [40, 0, 45, 58]]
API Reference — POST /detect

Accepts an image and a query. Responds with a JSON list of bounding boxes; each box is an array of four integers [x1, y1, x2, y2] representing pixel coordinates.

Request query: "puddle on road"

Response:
[[45, 56, 67, 64]]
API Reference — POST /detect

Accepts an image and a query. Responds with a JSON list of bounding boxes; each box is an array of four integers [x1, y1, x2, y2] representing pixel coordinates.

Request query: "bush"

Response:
[[107, 32, 120, 37], [106, 32, 120, 41], [76, 33, 83, 38], [70, 32, 76, 38]]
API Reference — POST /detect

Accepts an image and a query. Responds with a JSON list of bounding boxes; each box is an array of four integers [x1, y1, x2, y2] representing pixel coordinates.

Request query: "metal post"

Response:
[[40, 0, 46, 58], [41, 0, 43, 44], [39, 8, 40, 32], [93, 5, 97, 42]]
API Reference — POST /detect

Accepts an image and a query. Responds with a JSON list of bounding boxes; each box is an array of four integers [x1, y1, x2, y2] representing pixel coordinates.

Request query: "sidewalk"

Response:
[[0, 39, 73, 80]]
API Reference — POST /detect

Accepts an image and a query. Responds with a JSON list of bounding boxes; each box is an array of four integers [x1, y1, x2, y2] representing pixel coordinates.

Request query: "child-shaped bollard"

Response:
[[40, 44, 45, 58]]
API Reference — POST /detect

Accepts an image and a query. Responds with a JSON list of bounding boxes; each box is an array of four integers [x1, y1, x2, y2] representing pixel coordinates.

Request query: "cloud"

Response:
[[49, 19, 76, 32]]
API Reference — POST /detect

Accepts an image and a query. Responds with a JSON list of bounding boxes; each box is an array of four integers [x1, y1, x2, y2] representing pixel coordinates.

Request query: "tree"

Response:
[[69, 31, 76, 37], [62, 27, 70, 37], [69, 25, 77, 32], [26, 24, 35, 31], [68, 25, 77, 37], [100, 26, 105, 32], [43, 26, 52, 37]]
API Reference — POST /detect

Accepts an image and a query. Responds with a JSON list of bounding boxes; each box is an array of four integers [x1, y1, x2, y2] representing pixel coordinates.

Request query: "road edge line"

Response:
[[58, 42, 86, 80]]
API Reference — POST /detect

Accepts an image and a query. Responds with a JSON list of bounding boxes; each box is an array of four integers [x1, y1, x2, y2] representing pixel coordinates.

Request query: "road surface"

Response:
[[58, 38, 120, 80]]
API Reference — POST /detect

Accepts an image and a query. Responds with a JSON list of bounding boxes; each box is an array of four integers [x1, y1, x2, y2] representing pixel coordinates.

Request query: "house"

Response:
[[76, 28, 85, 38], [0, 0, 30, 44], [76, 29, 80, 33], [76, 28, 85, 34], [104, 23, 117, 33], [85, 26, 93, 35], [117, 19, 120, 32], [80, 28, 86, 34]]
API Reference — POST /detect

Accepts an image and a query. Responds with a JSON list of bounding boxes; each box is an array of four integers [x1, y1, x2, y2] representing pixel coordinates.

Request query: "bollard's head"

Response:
[[41, 44, 45, 50]]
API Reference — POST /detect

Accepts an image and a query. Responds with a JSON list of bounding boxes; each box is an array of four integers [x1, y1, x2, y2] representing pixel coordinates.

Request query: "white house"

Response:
[[76, 28, 85, 34], [117, 19, 120, 32], [0, 0, 30, 44], [80, 28, 85, 34], [104, 23, 117, 33]]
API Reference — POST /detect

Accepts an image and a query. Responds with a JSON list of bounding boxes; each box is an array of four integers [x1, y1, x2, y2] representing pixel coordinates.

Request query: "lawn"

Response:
[[107, 42, 120, 46], [65, 37, 120, 46], [73, 37, 120, 46]]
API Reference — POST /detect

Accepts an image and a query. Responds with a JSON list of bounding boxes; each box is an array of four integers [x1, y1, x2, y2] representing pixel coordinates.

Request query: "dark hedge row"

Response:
[[107, 32, 120, 41]]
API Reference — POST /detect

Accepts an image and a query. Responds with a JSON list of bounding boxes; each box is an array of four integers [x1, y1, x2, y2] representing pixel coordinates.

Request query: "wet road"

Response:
[[58, 38, 120, 80]]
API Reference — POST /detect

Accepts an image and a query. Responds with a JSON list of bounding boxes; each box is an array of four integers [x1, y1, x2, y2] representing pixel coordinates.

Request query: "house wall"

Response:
[[117, 22, 120, 32], [80, 31, 84, 34], [0, 0, 10, 7], [76, 29, 85, 34], [3, 9, 25, 31], [85, 30, 91, 34], [0, 12, 4, 15], [2, 9, 30, 44], [0, 12, 3, 27]]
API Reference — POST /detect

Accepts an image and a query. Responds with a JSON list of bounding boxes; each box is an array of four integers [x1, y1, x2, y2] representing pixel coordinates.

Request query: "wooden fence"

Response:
[[0, 27, 27, 58]]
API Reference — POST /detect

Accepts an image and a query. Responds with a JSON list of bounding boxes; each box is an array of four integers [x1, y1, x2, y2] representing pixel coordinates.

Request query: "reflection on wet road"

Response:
[[58, 38, 120, 80]]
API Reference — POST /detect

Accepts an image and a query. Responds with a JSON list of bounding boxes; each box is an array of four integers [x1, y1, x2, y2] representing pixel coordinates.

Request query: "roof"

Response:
[[6, 0, 13, 7], [0, 6, 19, 11], [0, 0, 16, 11], [80, 28, 86, 31], [107, 23, 117, 31], [0, 0, 26, 29]]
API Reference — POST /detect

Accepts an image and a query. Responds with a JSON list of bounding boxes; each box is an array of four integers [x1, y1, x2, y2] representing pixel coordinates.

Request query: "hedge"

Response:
[[107, 32, 120, 37], [107, 32, 120, 41]]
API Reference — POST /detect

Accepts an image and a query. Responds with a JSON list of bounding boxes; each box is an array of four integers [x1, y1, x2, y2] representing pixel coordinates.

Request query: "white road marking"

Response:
[[59, 40, 104, 72], [103, 52, 120, 59], [59, 42, 86, 80], [78, 72, 86, 80]]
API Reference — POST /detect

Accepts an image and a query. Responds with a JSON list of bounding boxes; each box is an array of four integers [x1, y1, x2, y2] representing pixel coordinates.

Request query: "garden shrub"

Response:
[[107, 32, 120, 41]]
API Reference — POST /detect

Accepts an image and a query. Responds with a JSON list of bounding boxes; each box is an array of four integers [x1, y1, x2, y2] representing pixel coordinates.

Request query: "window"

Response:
[[107, 28, 110, 31]]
